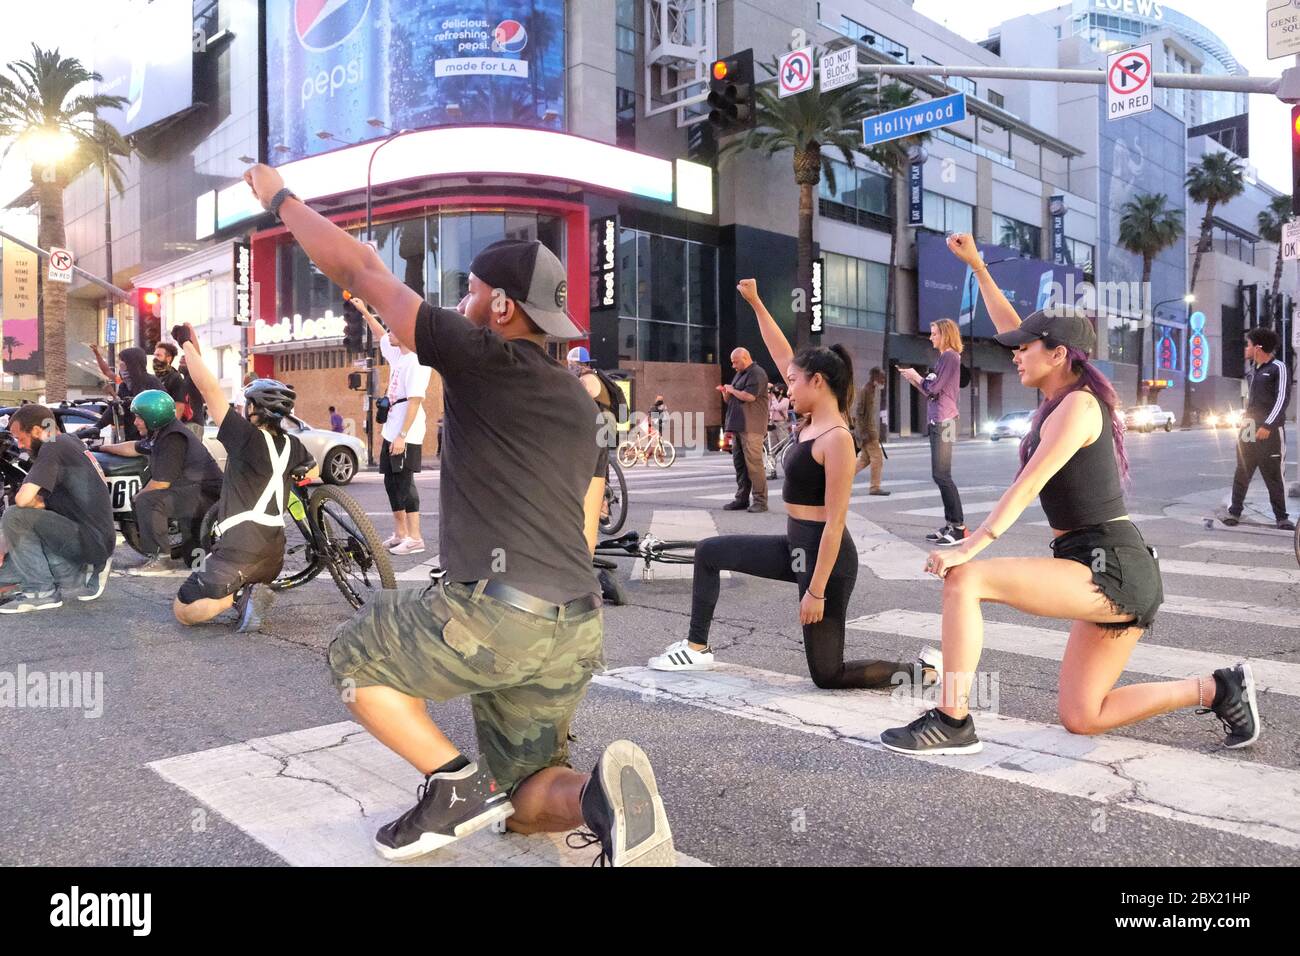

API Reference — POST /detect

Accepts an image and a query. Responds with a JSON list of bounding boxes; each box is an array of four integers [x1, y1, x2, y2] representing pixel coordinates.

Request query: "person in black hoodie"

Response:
[[91, 347, 163, 442]]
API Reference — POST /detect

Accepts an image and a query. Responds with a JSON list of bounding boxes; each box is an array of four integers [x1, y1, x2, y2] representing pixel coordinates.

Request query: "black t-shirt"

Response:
[[725, 364, 769, 433], [22, 433, 115, 565], [413, 301, 602, 604], [158, 367, 187, 403], [96, 376, 165, 441], [136, 427, 223, 499], [212, 411, 312, 554]]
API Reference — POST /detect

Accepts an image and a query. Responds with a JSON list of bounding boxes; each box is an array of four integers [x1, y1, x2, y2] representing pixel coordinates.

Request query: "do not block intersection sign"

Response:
[[1107, 43, 1153, 120]]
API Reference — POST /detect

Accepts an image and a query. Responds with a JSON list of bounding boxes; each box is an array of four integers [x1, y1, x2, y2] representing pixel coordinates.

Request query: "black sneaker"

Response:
[[1199, 663, 1261, 749], [1221, 514, 1240, 527], [0, 589, 63, 614], [77, 558, 113, 603], [880, 709, 982, 755], [1278, 519, 1296, 532], [234, 584, 275, 634], [934, 526, 970, 548], [868, 489, 891, 496], [722, 500, 749, 511], [578, 740, 675, 867], [925, 525, 950, 541], [374, 762, 514, 861]]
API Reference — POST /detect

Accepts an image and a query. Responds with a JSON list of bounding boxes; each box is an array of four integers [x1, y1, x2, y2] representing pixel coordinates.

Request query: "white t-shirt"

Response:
[[380, 333, 431, 445]]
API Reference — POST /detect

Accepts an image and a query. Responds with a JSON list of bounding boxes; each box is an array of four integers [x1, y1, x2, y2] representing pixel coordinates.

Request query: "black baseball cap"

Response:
[[994, 306, 1097, 355], [468, 240, 581, 339]]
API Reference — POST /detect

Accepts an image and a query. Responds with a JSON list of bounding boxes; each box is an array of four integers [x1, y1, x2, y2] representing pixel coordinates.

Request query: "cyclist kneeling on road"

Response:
[[169, 323, 315, 633], [0, 405, 115, 612], [100, 389, 224, 576]]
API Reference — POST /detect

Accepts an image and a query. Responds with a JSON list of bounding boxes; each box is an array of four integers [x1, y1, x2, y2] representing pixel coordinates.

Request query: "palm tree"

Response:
[[859, 82, 929, 408], [0, 45, 126, 401], [1256, 194, 1293, 299], [2, 335, 17, 362], [720, 54, 877, 347], [1185, 151, 1245, 297], [1117, 192, 1184, 403]]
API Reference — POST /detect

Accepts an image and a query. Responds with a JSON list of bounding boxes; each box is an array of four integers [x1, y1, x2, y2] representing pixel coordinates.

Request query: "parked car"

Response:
[[1204, 408, 1245, 430], [203, 415, 363, 485], [986, 409, 1034, 441], [1124, 405, 1175, 433]]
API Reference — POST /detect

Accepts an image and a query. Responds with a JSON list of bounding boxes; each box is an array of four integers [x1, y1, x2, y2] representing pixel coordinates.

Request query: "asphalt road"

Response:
[[2, 427, 1297, 867]]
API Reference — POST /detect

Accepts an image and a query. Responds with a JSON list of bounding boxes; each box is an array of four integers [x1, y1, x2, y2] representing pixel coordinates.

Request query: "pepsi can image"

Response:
[[268, 0, 391, 163]]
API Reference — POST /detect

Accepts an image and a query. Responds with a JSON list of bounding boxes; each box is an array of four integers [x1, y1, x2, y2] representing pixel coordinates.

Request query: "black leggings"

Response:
[[688, 517, 912, 689], [383, 471, 420, 514]]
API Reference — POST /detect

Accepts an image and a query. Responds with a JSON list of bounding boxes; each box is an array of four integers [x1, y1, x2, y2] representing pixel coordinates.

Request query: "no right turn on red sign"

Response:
[[1107, 44, 1153, 121]]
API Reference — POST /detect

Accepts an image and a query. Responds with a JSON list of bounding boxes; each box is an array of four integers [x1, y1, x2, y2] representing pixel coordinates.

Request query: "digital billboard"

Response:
[[916, 232, 1084, 339], [267, 0, 566, 165], [95, 0, 196, 137]]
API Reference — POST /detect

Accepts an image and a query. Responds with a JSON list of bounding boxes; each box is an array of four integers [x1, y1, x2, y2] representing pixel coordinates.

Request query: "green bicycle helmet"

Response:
[[130, 389, 177, 433]]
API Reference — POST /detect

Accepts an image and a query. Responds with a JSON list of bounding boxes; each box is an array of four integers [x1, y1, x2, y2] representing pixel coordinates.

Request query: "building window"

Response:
[[818, 159, 892, 228], [617, 227, 718, 364], [1107, 318, 1142, 365], [921, 191, 974, 235], [839, 17, 907, 61], [987, 90, 1004, 108], [992, 213, 1042, 257], [949, 76, 976, 98], [823, 252, 887, 332], [1065, 237, 1095, 278], [616, 0, 638, 150], [933, 128, 1016, 170]]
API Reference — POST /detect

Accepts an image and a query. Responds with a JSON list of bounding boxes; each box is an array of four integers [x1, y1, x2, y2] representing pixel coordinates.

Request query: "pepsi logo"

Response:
[[492, 19, 528, 54], [296, 0, 371, 52]]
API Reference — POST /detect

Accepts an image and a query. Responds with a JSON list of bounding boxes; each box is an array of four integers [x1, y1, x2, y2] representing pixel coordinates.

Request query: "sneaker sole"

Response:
[[596, 740, 675, 867], [373, 799, 515, 862], [933, 539, 968, 548], [0, 600, 63, 614], [78, 562, 113, 602], [880, 737, 983, 756], [1224, 662, 1262, 750], [648, 658, 714, 672], [125, 568, 181, 577]]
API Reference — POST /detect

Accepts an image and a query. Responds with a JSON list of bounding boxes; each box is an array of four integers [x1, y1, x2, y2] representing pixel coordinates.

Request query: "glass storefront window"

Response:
[[992, 213, 1042, 257], [617, 226, 719, 363], [824, 251, 886, 331]]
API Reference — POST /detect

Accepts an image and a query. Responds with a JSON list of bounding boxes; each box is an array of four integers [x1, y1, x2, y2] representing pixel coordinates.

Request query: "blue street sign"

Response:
[[862, 92, 966, 147], [106, 317, 118, 345]]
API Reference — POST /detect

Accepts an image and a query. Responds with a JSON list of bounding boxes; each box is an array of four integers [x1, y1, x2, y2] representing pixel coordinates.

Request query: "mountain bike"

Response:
[[199, 468, 395, 609], [763, 425, 792, 480], [600, 458, 628, 536], [593, 530, 698, 606]]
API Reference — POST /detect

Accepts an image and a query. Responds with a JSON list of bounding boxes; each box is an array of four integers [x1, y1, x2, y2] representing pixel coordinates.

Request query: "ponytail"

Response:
[[792, 344, 855, 423]]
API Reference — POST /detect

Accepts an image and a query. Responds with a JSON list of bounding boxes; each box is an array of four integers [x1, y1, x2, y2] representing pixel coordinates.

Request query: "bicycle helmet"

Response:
[[130, 389, 176, 433], [566, 346, 591, 364], [243, 379, 296, 422]]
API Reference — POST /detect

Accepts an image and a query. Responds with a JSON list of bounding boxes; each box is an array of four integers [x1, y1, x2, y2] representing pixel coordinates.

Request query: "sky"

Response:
[[0, 0, 1292, 206]]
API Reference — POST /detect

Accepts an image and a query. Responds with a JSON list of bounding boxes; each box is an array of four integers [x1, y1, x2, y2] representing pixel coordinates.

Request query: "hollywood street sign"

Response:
[[862, 92, 966, 147]]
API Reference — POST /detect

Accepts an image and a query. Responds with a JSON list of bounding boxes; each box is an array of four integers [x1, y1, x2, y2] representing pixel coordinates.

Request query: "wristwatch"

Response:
[[268, 187, 298, 221]]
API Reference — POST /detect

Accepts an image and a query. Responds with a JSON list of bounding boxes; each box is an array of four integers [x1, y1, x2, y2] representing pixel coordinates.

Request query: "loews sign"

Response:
[[255, 311, 345, 346], [1089, 0, 1164, 21]]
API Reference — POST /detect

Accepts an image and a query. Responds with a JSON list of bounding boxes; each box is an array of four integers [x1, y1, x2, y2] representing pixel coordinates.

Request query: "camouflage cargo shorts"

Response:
[[327, 580, 605, 792]]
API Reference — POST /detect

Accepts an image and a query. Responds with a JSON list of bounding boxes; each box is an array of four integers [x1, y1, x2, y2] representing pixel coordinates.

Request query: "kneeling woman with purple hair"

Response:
[[879, 233, 1262, 755]]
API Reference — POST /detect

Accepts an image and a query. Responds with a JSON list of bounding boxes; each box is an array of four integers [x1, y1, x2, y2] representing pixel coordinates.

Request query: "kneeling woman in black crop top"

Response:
[[879, 233, 1261, 755], [647, 279, 935, 691]]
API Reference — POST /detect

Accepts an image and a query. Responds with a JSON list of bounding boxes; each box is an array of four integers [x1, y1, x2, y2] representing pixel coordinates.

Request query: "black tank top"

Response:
[[1025, 394, 1126, 530], [782, 426, 851, 506], [151, 419, 224, 492]]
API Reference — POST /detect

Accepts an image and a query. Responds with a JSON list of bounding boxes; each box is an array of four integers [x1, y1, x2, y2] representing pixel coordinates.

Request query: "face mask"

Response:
[[153, 360, 171, 374]]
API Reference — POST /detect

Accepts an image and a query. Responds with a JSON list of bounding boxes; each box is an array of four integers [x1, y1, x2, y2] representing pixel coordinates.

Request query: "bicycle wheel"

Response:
[[198, 500, 322, 592], [1294, 520, 1299, 570], [617, 441, 639, 468], [308, 485, 397, 609], [601, 459, 629, 536], [652, 440, 676, 468], [651, 539, 697, 565]]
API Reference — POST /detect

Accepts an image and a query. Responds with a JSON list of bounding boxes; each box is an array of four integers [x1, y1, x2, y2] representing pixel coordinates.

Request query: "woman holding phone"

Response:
[[901, 320, 966, 547]]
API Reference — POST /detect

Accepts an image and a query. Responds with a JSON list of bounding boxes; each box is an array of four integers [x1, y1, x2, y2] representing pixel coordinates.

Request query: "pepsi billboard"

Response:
[[916, 232, 1083, 339], [267, 0, 566, 164]]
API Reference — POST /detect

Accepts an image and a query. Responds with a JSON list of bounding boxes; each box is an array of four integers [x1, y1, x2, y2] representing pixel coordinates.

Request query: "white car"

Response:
[[986, 410, 1034, 441], [203, 416, 365, 485], [1124, 405, 1175, 433], [1204, 409, 1244, 430]]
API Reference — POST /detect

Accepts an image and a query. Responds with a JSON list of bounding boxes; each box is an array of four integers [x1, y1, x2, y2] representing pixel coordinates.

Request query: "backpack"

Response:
[[586, 368, 628, 421]]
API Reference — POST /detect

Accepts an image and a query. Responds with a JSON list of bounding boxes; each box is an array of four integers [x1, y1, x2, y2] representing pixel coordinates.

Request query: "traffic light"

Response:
[[135, 287, 161, 349], [341, 292, 365, 353], [707, 50, 755, 135], [1292, 105, 1300, 217]]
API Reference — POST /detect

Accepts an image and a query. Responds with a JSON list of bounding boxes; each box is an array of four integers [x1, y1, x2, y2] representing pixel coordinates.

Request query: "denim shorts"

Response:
[[1049, 519, 1163, 631]]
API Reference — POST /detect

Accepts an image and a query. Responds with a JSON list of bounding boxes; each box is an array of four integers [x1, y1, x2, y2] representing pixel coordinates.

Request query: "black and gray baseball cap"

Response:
[[994, 306, 1097, 355], [468, 239, 581, 339]]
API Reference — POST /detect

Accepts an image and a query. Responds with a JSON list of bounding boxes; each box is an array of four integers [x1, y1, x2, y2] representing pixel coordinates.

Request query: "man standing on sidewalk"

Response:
[[721, 348, 769, 513], [854, 367, 889, 496], [1225, 327, 1294, 531]]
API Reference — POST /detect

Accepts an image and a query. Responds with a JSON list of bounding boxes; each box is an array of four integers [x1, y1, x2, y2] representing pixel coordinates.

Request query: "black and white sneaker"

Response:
[[934, 526, 969, 548], [374, 761, 514, 861], [77, 558, 113, 603], [0, 589, 63, 614], [925, 525, 949, 542], [880, 708, 983, 755], [1200, 663, 1261, 749], [577, 740, 675, 867], [127, 555, 183, 577]]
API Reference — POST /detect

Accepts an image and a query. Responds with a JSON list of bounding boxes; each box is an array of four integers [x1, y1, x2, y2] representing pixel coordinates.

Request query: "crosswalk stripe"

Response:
[[1028, 515, 1167, 527], [635, 510, 721, 581], [847, 609, 1300, 698], [900, 501, 1012, 518], [1182, 539, 1294, 556], [148, 721, 706, 867], [1160, 559, 1300, 585], [850, 485, 999, 505], [1160, 593, 1300, 629], [846, 513, 931, 581], [635, 483, 736, 496], [593, 663, 1300, 849]]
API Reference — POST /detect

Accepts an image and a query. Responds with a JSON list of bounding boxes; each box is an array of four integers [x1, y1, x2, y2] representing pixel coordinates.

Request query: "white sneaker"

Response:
[[390, 538, 426, 556], [381, 534, 403, 550], [918, 646, 944, 686], [648, 642, 714, 671], [78, 557, 113, 602]]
